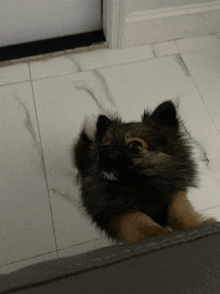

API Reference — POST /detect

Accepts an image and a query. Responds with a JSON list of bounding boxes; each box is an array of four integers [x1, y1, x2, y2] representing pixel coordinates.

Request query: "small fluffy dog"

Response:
[[73, 101, 216, 244]]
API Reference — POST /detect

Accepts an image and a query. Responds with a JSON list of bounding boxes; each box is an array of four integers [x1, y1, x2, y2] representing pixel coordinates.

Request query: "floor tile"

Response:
[[0, 252, 57, 274], [152, 41, 179, 57], [2, 37, 220, 264], [49, 187, 105, 250], [201, 206, 220, 222], [175, 35, 220, 54], [180, 49, 220, 210], [72, 44, 153, 71], [0, 63, 30, 86], [181, 49, 220, 133], [32, 71, 117, 249], [58, 238, 118, 258], [29, 55, 80, 80], [0, 82, 56, 266]]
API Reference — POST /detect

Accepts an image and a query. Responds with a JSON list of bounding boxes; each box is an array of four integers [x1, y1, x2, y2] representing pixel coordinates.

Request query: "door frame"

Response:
[[102, 0, 220, 49], [102, 0, 127, 49]]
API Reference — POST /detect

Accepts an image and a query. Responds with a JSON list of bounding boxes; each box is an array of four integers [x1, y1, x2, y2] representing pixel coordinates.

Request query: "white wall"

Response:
[[0, 0, 101, 47], [127, 0, 216, 13]]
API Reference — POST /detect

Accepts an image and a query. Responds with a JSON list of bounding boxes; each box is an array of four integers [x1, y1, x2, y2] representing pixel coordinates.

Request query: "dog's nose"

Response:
[[104, 148, 115, 159]]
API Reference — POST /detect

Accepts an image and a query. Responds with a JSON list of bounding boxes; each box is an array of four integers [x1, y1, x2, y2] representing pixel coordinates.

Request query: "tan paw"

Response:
[[202, 217, 217, 224]]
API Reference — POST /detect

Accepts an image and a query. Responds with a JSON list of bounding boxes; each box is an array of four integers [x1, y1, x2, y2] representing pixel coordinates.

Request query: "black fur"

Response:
[[96, 115, 112, 140], [73, 100, 198, 240], [151, 100, 178, 128]]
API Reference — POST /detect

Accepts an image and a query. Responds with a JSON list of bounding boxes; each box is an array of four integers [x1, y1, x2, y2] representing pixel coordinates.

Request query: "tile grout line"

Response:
[[12, 53, 170, 84], [0, 48, 170, 86], [0, 237, 107, 268], [0, 237, 112, 268], [0, 250, 58, 268], [0, 79, 31, 89], [210, 33, 220, 40], [28, 63, 59, 258], [150, 44, 158, 58], [200, 204, 220, 213], [179, 53, 220, 137], [2, 45, 220, 87], [57, 237, 115, 253], [0, 48, 215, 86]]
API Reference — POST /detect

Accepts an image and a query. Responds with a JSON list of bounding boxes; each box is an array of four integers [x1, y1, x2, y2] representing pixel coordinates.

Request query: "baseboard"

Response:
[[0, 30, 105, 62], [124, 1, 220, 47]]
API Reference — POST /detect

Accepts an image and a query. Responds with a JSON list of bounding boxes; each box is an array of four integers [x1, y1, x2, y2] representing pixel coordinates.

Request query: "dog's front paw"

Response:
[[202, 217, 217, 224]]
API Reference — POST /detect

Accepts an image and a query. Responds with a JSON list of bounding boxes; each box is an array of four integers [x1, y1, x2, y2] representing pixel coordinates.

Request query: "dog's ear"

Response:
[[151, 100, 178, 128], [96, 115, 112, 139]]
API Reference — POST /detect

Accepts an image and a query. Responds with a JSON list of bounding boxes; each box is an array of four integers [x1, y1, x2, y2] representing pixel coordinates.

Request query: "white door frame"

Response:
[[102, 0, 127, 49], [103, 0, 220, 49]]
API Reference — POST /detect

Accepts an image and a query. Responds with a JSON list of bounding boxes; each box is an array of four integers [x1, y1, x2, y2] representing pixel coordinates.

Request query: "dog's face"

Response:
[[94, 101, 188, 176]]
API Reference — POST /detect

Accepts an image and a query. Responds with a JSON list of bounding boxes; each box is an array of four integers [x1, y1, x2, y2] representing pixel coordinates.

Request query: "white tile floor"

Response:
[[1, 33, 220, 273]]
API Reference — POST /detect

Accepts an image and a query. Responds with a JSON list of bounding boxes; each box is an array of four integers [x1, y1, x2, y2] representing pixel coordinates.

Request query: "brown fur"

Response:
[[167, 191, 216, 231], [109, 211, 171, 244]]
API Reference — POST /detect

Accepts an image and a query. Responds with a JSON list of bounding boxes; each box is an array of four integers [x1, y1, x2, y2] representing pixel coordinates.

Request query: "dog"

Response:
[[73, 100, 216, 244]]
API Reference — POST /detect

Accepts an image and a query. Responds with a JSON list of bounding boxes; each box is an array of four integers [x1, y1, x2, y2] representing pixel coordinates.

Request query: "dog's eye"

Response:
[[128, 141, 143, 154]]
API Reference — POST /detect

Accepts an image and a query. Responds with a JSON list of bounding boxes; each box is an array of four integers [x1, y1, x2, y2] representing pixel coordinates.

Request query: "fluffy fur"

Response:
[[73, 100, 216, 243]]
